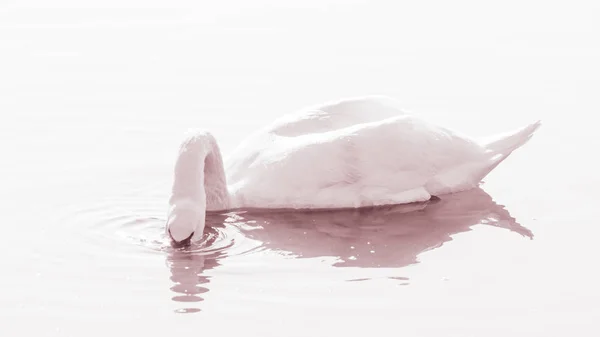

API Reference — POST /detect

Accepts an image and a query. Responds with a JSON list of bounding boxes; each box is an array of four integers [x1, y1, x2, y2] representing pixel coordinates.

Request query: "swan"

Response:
[[166, 96, 541, 245]]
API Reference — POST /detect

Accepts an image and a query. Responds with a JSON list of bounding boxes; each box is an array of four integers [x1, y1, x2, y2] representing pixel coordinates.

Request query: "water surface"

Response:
[[1, 0, 599, 336]]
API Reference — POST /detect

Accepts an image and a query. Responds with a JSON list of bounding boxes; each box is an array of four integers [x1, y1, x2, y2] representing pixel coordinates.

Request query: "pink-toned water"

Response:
[[1, 1, 599, 336]]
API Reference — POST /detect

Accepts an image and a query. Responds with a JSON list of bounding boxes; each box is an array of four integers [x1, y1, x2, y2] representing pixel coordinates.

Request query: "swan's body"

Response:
[[166, 96, 541, 243]]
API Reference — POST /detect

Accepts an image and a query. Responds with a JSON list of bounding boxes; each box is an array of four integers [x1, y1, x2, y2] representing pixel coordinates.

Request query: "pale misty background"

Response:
[[0, 1, 599, 336]]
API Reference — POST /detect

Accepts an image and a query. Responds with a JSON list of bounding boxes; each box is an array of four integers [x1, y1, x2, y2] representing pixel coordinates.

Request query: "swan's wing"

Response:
[[346, 115, 490, 197], [266, 96, 407, 137], [228, 115, 487, 208]]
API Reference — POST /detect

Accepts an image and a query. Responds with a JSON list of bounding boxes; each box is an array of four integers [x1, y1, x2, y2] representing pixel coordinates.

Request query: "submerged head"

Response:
[[166, 205, 205, 247]]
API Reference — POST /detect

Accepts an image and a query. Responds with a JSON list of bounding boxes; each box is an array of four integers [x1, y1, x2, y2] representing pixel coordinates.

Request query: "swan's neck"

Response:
[[169, 131, 230, 212]]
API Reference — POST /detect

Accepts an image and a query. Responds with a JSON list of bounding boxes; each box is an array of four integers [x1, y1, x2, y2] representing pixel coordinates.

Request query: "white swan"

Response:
[[166, 96, 541, 244]]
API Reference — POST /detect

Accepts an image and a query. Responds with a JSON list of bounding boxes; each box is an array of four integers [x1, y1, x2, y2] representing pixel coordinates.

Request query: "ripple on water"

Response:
[[49, 191, 269, 313], [53, 186, 533, 269], [52, 193, 265, 259], [48, 187, 534, 313]]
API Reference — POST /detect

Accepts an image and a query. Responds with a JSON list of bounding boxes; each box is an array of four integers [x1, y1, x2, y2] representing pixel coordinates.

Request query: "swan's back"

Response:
[[267, 96, 407, 137], [225, 96, 408, 182]]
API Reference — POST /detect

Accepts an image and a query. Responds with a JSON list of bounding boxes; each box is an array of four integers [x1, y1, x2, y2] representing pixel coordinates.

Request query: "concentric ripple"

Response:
[[50, 191, 266, 260], [46, 189, 271, 312]]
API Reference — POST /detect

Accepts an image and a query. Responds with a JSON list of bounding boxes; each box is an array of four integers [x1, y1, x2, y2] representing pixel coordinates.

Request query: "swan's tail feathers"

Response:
[[425, 121, 541, 195], [482, 120, 542, 156], [468, 120, 541, 184]]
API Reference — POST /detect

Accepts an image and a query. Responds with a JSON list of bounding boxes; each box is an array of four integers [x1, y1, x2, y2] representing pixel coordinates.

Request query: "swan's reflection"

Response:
[[165, 242, 221, 313], [165, 187, 532, 310], [235, 187, 532, 268]]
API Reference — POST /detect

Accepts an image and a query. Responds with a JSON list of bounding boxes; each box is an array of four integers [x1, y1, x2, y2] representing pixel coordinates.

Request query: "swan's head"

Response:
[[166, 205, 205, 247]]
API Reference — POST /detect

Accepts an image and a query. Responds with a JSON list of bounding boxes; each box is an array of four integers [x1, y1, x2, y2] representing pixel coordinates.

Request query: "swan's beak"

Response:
[[168, 229, 194, 248]]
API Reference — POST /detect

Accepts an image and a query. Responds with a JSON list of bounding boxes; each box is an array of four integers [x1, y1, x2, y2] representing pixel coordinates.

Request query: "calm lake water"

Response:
[[1, 1, 599, 336]]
